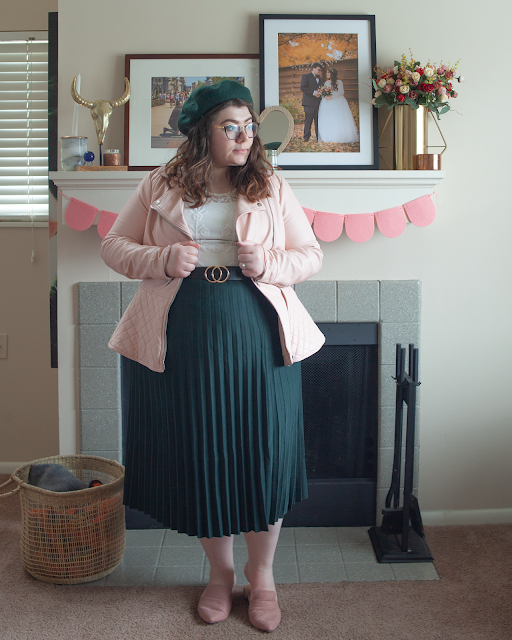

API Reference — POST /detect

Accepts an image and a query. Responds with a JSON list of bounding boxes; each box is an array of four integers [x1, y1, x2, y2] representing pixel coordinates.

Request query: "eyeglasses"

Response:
[[213, 122, 259, 140]]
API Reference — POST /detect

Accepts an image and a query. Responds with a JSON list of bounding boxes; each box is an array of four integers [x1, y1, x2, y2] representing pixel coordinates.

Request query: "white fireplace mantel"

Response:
[[50, 170, 445, 224]]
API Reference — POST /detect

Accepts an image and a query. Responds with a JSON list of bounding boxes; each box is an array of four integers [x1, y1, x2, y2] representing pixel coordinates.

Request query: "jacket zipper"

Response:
[[160, 278, 183, 371], [240, 200, 293, 366], [152, 203, 194, 241], [150, 202, 190, 369], [152, 202, 194, 286]]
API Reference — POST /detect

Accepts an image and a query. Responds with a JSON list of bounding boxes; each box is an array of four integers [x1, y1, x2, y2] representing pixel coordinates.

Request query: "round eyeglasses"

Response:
[[213, 122, 259, 140]]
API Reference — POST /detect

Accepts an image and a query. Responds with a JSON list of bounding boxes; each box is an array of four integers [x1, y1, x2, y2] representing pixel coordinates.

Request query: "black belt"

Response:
[[188, 266, 248, 283]]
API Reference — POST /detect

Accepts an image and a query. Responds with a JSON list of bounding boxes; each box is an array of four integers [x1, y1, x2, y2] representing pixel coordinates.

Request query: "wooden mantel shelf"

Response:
[[50, 169, 445, 191]]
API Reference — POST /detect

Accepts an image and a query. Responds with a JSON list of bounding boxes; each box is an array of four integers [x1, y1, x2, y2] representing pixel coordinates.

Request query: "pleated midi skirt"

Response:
[[121, 276, 308, 538]]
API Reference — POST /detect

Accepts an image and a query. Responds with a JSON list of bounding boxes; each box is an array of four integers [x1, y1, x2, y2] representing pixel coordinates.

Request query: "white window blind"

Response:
[[0, 32, 48, 223]]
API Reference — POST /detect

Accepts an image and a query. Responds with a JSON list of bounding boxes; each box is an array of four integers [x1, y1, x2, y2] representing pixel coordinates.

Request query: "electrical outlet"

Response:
[[0, 334, 7, 359]]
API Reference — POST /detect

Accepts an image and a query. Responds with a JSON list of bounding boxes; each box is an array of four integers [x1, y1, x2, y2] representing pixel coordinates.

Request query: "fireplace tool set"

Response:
[[369, 344, 433, 562]]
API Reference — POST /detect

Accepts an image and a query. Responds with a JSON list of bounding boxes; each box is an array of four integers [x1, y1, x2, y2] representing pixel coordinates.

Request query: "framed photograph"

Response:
[[124, 54, 259, 170], [259, 14, 377, 170]]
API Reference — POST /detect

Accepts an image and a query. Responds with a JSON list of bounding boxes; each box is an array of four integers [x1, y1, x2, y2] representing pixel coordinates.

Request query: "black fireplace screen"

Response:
[[302, 344, 378, 481]]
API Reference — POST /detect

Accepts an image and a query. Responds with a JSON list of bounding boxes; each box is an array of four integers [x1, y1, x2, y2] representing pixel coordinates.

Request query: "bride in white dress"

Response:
[[318, 68, 359, 144]]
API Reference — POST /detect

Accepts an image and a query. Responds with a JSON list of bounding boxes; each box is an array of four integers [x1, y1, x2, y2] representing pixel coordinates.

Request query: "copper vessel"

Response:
[[104, 149, 121, 166], [414, 154, 441, 170]]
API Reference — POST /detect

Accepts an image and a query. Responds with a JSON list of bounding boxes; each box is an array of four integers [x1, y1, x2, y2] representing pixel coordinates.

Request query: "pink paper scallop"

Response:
[[97, 210, 119, 239], [344, 213, 375, 243], [375, 206, 407, 238], [64, 197, 99, 231], [313, 210, 344, 242], [404, 193, 436, 227], [302, 207, 316, 225]]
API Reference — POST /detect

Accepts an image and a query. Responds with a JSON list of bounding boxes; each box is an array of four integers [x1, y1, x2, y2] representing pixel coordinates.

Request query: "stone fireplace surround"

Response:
[[77, 279, 421, 525]]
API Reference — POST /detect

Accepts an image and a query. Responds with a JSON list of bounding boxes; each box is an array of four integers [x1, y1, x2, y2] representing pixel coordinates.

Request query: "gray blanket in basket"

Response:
[[28, 463, 88, 492]]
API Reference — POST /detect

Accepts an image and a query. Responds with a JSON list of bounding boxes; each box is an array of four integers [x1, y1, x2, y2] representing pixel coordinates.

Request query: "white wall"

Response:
[[57, 0, 512, 515], [0, 0, 59, 469]]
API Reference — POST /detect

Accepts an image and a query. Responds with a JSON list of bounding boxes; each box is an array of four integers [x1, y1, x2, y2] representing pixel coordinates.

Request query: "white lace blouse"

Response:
[[183, 192, 238, 267]]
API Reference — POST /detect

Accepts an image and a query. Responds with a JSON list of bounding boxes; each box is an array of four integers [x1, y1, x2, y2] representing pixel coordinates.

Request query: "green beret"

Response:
[[178, 79, 253, 135]]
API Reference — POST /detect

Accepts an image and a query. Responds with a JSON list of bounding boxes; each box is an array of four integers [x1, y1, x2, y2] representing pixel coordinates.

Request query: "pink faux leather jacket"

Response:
[[101, 167, 325, 372]]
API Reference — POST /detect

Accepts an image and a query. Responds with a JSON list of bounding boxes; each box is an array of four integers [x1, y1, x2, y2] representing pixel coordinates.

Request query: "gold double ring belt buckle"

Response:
[[204, 266, 230, 283]]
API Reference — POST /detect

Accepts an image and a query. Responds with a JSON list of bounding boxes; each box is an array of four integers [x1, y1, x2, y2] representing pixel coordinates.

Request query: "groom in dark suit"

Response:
[[300, 62, 323, 142]]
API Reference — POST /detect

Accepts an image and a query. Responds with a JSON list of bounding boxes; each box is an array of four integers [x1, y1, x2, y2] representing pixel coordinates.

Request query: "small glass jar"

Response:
[[60, 136, 87, 171], [266, 149, 281, 170], [103, 149, 121, 166]]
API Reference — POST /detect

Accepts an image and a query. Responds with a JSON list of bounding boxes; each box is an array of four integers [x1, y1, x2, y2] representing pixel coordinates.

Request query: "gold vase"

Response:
[[393, 105, 428, 170], [379, 105, 447, 170]]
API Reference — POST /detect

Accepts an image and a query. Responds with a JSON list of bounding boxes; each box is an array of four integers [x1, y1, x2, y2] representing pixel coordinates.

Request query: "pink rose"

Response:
[[397, 73, 402, 79], [395, 79, 403, 87], [383, 84, 392, 93], [409, 80, 418, 87], [439, 86, 447, 95], [387, 67, 394, 75], [434, 81, 443, 90], [408, 90, 417, 99], [444, 70, 452, 79], [452, 91, 458, 98]]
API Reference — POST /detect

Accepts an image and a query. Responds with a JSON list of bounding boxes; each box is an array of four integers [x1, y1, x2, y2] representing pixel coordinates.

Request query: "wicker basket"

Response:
[[0, 455, 125, 584]]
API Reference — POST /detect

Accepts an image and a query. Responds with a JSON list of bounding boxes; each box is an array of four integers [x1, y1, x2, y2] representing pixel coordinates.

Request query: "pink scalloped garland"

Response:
[[62, 192, 437, 243], [307, 193, 436, 241], [313, 210, 344, 242], [375, 206, 407, 238], [344, 214, 375, 243], [97, 210, 119, 239], [64, 197, 98, 231]]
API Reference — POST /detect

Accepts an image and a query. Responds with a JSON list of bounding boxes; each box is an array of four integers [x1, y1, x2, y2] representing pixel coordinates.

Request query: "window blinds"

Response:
[[0, 34, 49, 222]]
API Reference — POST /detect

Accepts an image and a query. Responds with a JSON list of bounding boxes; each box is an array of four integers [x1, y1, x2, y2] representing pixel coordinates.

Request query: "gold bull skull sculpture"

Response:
[[70, 76, 131, 147]]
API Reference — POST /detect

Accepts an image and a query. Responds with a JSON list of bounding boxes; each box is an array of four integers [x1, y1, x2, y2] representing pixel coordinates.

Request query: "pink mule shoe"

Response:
[[243, 583, 281, 632], [198, 578, 236, 624]]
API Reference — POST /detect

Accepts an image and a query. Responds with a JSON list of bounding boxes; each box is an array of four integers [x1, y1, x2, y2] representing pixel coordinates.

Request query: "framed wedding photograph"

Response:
[[259, 14, 377, 170], [124, 54, 260, 170]]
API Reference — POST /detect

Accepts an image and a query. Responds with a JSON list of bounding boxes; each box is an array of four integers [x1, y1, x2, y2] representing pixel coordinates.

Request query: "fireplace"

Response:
[[283, 324, 378, 527], [77, 279, 420, 527]]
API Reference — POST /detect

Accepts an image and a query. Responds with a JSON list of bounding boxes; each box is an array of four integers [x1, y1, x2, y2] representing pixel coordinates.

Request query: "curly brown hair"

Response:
[[164, 99, 272, 208]]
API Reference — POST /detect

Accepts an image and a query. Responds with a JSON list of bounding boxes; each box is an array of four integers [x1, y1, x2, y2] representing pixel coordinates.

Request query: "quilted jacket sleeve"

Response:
[[256, 176, 323, 287], [100, 171, 172, 280]]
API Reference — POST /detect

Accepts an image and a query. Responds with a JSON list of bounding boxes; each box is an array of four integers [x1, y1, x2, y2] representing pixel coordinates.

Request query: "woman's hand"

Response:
[[237, 241, 264, 278], [166, 240, 200, 278]]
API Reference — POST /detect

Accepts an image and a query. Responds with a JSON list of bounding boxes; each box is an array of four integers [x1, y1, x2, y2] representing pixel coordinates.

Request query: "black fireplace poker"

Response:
[[368, 344, 434, 563]]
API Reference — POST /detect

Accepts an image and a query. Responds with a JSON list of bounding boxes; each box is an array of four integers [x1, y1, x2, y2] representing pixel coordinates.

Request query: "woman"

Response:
[[162, 100, 182, 135], [101, 80, 324, 631], [318, 68, 359, 144]]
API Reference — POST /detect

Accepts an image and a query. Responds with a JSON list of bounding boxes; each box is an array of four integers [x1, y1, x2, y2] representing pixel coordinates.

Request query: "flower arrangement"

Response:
[[372, 52, 464, 119], [318, 85, 334, 99]]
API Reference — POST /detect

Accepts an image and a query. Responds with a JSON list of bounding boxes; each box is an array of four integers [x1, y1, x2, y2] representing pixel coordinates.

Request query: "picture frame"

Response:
[[259, 14, 378, 170], [124, 54, 259, 170]]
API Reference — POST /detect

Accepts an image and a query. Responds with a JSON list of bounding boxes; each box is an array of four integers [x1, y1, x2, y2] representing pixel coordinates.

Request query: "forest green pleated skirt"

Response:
[[121, 276, 307, 538]]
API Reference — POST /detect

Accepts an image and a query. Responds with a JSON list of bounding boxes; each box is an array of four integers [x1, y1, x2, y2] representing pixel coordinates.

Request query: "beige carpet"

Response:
[[1, 475, 511, 640]]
